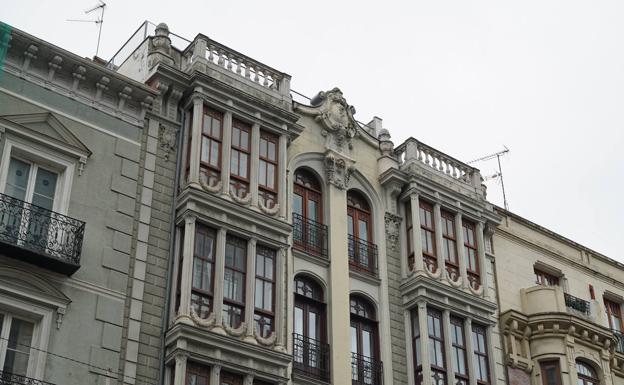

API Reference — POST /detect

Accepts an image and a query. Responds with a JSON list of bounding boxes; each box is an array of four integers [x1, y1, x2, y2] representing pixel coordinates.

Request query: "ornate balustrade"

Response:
[[292, 333, 331, 382], [293, 213, 328, 259], [0, 371, 56, 385], [351, 352, 383, 385], [187, 36, 291, 96], [564, 293, 591, 316], [0, 192, 85, 275], [395, 138, 481, 188], [348, 235, 378, 277]]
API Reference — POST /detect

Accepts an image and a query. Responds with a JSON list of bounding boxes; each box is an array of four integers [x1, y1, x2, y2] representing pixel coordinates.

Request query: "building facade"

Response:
[[0, 19, 622, 385]]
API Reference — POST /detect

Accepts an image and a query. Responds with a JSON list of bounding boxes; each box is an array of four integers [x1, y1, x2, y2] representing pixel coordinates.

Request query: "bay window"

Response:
[[229, 120, 251, 198], [223, 235, 247, 328], [462, 220, 480, 289], [254, 245, 275, 338], [200, 109, 223, 188], [450, 317, 468, 385], [441, 211, 459, 280], [420, 201, 437, 273], [258, 131, 278, 209], [191, 225, 216, 319], [472, 324, 490, 385]]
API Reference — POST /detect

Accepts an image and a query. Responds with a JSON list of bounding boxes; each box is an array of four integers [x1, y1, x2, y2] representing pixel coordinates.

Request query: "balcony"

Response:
[[292, 333, 330, 382], [564, 293, 591, 317], [0, 193, 85, 275], [0, 371, 55, 385], [615, 331, 624, 354], [351, 352, 383, 385], [293, 213, 328, 259], [348, 235, 378, 277]]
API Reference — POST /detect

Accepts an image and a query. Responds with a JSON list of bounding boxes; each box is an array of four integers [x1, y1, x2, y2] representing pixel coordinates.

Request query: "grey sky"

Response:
[[4, 0, 623, 261]]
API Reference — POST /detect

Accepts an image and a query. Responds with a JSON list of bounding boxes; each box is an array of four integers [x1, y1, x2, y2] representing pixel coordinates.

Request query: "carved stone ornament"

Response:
[[324, 154, 354, 190], [190, 308, 216, 328], [254, 329, 277, 347], [159, 124, 177, 160], [296, 87, 358, 152], [258, 200, 280, 216], [224, 321, 247, 337], [384, 213, 402, 252]]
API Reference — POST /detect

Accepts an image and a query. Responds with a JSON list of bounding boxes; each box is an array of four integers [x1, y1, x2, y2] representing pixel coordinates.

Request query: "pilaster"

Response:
[[278, 134, 288, 219], [442, 310, 454, 385], [434, 203, 445, 276], [418, 301, 431, 385], [213, 228, 227, 333], [173, 353, 188, 385], [465, 318, 477, 385], [189, 99, 203, 187], [410, 194, 424, 273], [476, 221, 488, 297], [179, 215, 196, 320], [244, 238, 258, 342], [455, 212, 468, 288]]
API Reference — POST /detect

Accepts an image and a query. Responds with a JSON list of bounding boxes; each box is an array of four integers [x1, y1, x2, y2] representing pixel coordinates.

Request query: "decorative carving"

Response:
[[224, 321, 247, 337], [254, 329, 277, 347], [229, 186, 252, 205], [378, 128, 394, 157], [23, 44, 38, 71], [324, 154, 354, 190], [158, 124, 177, 160], [199, 175, 222, 193], [56, 308, 66, 329], [258, 200, 280, 216], [190, 308, 216, 328], [47, 55, 62, 81], [384, 212, 402, 252], [117, 86, 133, 110], [95, 76, 109, 102], [71, 65, 86, 93]]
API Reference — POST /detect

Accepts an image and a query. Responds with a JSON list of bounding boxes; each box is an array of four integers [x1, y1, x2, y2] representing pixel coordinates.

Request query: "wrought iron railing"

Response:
[[292, 333, 330, 382], [614, 331, 624, 354], [0, 193, 85, 266], [0, 371, 56, 385], [348, 235, 378, 277], [293, 213, 328, 258], [351, 352, 383, 385], [563, 293, 591, 316]]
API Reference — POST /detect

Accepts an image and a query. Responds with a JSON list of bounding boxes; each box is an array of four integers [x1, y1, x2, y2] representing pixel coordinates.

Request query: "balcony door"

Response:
[[293, 169, 323, 254], [347, 191, 372, 272], [2, 157, 59, 250], [293, 276, 328, 380], [350, 295, 380, 385]]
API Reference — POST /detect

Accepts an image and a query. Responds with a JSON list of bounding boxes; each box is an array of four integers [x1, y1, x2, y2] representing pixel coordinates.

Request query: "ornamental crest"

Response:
[[296, 88, 358, 152]]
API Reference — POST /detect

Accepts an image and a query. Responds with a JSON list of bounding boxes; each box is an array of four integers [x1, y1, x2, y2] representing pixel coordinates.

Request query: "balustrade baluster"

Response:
[[217, 50, 225, 66], [244, 61, 251, 78], [208, 44, 214, 62], [235, 57, 242, 74]]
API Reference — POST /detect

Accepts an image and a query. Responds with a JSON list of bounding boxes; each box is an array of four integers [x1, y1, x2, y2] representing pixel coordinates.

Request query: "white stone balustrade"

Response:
[[396, 138, 482, 188], [188, 36, 291, 96]]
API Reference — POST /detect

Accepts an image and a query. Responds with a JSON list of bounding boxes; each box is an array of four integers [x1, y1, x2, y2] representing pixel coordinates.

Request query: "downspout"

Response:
[[158, 105, 185, 385]]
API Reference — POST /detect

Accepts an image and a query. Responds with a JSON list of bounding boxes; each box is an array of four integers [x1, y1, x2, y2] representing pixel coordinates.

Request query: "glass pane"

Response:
[[241, 130, 249, 150], [258, 162, 266, 186], [358, 219, 368, 241], [294, 194, 303, 215], [3, 318, 34, 376], [193, 257, 202, 288], [362, 330, 372, 358], [260, 138, 267, 158], [6, 158, 31, 201], [210, 141, 219, 167], [307, 200, 318, 221], [309, 311, 317, 341], [348, 216, 354, 236], [232, 127, 240, 147], [264, 256, 273, 280], [266, 164, 275, 188], [201, 137, 210, 163], [264, 282, 273, 311], [255, 279, 263, 308], [294, 307, 303, 335], [240, 154, 248, 179], [230, 152, 238, 175], [351, 326, 357, 354], [268, 141, 276, 161]]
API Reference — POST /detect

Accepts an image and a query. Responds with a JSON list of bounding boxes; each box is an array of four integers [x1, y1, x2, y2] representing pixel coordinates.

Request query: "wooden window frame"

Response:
[[540, 360, 563, 385], [427, 308, 446, 384], [200, 108, 223, 183], [534, 269, 560, 286], [185, 362, 210, 385], [605, 298, 623, 331], [462, 219, 480, 287], [190, 224, 217, 319], [450, 316, 469, 385], [259, 131, 279, 208], [472, 324, 490, 385], [230, 119, 251, 197], [419, 201, 438, 272], [223, 235, 247, 328], [221, 371, 244, 385], [254, 245, 276, 338], [411, 309, 422, 385], [576, 361, 599, 385]]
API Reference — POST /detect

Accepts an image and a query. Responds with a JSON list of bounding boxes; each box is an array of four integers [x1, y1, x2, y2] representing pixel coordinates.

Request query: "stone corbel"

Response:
[[167, 87, 184, 121], [140, 96, 154, 120], [229, 186, 252, 205], [0, 126, 5, 142], [47, 55, 62, 82], [78, 157, 87, 176], [56, 307, 66, 329], [254, 330, 277, 347], [158, 124, 177, 161], [384, 213, 401, 253], [22, 44, 38, 72], [71, 65, 86, 94], [95, 76, 110, 102], [224, 321, 247, 337], [190, 308, 216, 329], [117, 86, 133, 111], [151, 81, 169, 115], [258, 201, 280, 216]]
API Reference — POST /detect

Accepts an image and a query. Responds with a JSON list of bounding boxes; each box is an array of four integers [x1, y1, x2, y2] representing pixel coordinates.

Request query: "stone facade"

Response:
[[1, 19, 623, 385]]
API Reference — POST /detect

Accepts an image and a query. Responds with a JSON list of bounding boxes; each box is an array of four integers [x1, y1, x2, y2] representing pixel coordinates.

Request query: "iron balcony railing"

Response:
[[0, 193, 85, 274], [564, 293, 591, 316], [348, 235, 378, 277], [614, 330, 624, 354], [351, 352, 383, 385], [293, 213, 328, 259], [292, 333, 330, 382], [0, 371, 56, 385]]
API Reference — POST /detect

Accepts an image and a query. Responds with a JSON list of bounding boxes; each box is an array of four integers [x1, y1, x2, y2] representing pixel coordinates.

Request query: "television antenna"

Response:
[[67, 1, 107, 57], [468, 146, 510, 211]]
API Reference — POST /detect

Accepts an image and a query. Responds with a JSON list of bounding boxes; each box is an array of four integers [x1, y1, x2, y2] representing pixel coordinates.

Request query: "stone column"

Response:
[[405, 310, 416, 385], [178, 215, 196, 319], [465, 318, 477, 385], [221, 111, 233, 195], [442, 310, 455, 385], [244, 238, 258, 342], [274, 247, 287, 350], [278, 133, 288, 219], [476, 221, 489, 297], [410, 194, 424, 273], [189, 99, 203, 187], [327, 182, 351, 385], [173, 353, 188, 385], [434, 203, 445, 276], [244, 374, 254, 385], [210, 365, 221, 385], [213, 228, 227, 334], [250, 123, 261, 206], [485, 326, 497, 385], [455, 212, 467, 288], [417, 301, 431, 385]]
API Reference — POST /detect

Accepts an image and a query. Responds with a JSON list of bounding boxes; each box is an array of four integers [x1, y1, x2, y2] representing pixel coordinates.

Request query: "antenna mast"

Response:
[[468, 147, 510, 211], [67, 1, 107, 57]]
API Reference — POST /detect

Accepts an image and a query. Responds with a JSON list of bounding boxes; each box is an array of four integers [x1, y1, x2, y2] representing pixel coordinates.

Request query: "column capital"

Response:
[[184, 214, 197, 226]]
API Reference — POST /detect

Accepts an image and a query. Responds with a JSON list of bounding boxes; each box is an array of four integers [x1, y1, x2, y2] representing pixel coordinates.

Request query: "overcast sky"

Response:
[[4, 0, 623, 261]]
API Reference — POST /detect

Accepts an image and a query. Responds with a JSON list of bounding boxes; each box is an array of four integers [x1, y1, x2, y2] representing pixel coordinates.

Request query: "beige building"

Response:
[[494, 210, 624, 385]]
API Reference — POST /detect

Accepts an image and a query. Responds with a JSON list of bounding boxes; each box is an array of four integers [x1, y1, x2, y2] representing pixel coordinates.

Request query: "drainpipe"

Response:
[[158, 105, 185, 385]]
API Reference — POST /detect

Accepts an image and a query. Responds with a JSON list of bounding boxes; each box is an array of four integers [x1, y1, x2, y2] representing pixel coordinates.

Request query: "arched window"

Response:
[[293, 275, 329, 381], [576, 361, 599, 385], [347, 191, 377, 276], [350, 295, 382, 385], [293, 169, 327, 257]]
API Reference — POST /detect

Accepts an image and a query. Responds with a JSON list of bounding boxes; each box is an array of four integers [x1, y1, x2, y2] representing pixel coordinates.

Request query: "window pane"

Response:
[[294, 307, 303, 335], [3, 318, 34, 376], [258, 162, 267, 186], [240, 154, 248, 178], [264, 256, 273, 280], [266, 164, 275, 188], [210, 141, 219, 167], [230, 151, 238, 175], [309, 311, 318, 341], [6, 158, 31, 201], [32, 168, 58, 210], [232, 127, 240, 147], [193, 257, 202, 288], [264, 282, 273, 311], [260, 138, 267, 158], [255, 279, 263, 308], [241, 130, 249, 150], [294, 194, 303, 215], [201, 137, 210, 163], [268, 141, 276, 161]]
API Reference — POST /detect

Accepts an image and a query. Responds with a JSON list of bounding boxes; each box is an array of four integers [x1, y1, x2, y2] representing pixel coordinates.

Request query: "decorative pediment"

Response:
[[295, 88, 359, 154], [0, 112, 92, 174]]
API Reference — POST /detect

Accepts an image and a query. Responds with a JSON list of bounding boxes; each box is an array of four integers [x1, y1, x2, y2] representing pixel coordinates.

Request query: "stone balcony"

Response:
[[520, 285, 598, 322]]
